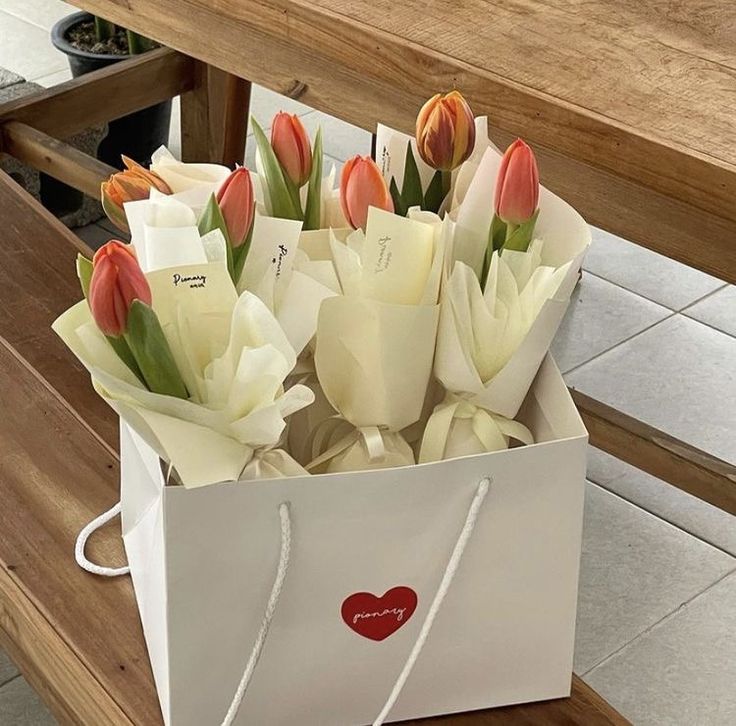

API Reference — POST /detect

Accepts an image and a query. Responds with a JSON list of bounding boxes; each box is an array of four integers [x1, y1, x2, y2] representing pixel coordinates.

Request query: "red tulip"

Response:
[[271, 112, 312, 187], [415, 91, 476, 171], [88, 241, 151, 337], [216, 167, 255, 247], [340, 156, 394, 230], [494, 139, 539, 225]]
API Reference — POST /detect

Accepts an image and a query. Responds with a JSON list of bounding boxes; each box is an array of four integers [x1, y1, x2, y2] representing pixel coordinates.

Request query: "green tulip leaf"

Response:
[[389, 177, 407, 218], [251, 117, 303, 221], [125, 300, 189, 399], [490, 213, 507, 252], [76, 253, 93, 300], [423, 170, 445, 214], [502, 209, 539, 253], [232, 216, 254, 286], [198, 193, 235, 281], [401, 142, 423, 211], [304, 127, 324, 231]]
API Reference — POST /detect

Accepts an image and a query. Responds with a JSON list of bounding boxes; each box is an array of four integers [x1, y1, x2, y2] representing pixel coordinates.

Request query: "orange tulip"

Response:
[[88, 241, 152, 337], [415, 91, 475, 171], [494, 139, 539, 225], [271, 112, 312, 187], [101, 156, 172, 232], [216, 167, 255, 247], [340, 156, 394, 230]]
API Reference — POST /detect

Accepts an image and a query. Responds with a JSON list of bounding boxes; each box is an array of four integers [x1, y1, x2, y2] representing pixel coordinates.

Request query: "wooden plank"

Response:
[[1, 121, 116, 199], [67, 0, 736, 283], [573, 390, 736, 517], [180, 60, 251, 165], [0, 337, 160, 726], [0, 170, 118, 449], [0, 47, 193, 141]]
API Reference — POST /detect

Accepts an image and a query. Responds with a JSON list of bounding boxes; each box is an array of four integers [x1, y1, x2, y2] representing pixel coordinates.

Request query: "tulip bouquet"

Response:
[[54, 89, 589, 490]]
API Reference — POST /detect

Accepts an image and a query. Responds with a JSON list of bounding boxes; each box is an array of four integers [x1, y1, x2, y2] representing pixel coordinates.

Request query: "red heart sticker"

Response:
[[341, 586, 418, 641]]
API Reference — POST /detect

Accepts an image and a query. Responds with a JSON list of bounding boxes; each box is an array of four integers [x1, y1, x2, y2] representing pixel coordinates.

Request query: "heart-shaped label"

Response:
[[341, 586, 418, 641]]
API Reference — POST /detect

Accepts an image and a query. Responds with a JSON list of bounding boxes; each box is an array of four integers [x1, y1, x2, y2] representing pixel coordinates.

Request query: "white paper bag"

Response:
[[121, 356, 587, 726]]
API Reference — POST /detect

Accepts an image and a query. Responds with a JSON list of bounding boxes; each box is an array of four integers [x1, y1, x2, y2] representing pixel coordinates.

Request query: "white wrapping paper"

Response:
[[53, 276, 313, 487], [310, 208, 446, 473]]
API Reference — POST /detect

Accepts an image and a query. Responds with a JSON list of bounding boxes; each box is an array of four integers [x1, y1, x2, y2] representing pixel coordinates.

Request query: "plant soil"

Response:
[[66, 21, 158, 55]]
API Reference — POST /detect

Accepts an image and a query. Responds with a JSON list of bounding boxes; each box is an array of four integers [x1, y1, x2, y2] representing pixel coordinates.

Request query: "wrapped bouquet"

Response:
[[56, 91, 589, 485]]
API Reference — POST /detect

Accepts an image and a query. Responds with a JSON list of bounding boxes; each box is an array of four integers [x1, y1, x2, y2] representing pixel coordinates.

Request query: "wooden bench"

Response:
[[0, 2, 734, 721]]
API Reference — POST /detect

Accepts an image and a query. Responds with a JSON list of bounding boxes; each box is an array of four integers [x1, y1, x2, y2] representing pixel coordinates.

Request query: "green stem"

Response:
[[440, 169, 452, 201], [126, 30, 149, 55], [94, 17, 115, 42]]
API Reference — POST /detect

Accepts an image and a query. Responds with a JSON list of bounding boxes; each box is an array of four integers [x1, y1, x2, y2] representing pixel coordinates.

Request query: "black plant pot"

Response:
[[46, 12, 172, 215]]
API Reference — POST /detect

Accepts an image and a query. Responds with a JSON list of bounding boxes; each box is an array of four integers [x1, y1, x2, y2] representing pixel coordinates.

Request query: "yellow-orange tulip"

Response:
[[415, 91, 475, 171], [340, 156, 394, 230], [101, 156, 172, 232]]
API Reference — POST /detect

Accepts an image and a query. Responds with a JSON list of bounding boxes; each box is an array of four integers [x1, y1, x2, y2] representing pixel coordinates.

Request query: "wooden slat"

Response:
[[1, 121, 116, 199], [68, 0, 736, 283], [180, 61, 251, 166], [0, 47, 194, 141], [0, 337, 160, 726], [573, 390, 736, 516], [0, 170, 118, 449]]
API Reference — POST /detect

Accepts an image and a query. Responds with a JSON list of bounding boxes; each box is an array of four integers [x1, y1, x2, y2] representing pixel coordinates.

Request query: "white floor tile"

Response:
[[551, 273, 671, 373], [585, 571, 736, 726], [0, 650, 18, 688], [1, 1, 75, 31], [588, 447, 736, 557], [566, 315, 736, 464], [34, 67, 71, 88], [683, 285, 736, 339], [249, 83, 313, 122], [300, 110, 372, 162], [574, 484, 735, 675], [0, 11, 67, 82], [583, 227, 725, 310], [0, 677, 57, 725]]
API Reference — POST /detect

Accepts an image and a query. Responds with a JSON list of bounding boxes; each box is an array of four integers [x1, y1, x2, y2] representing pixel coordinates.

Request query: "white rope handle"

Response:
[[75, 501, 130, 577], [373, 476, 491, 725], [220, 502, 292, 726]]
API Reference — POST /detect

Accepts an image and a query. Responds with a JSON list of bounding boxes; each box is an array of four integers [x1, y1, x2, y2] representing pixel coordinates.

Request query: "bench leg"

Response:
[[180, 61, 250, 166]]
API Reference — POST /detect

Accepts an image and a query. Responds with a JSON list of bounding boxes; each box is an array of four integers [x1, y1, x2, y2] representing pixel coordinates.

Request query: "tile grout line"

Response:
[[562, 308, 678, 377], [586, 477, 736, 559], [580, 566, 736, 678], [0, 672, 22, 691]]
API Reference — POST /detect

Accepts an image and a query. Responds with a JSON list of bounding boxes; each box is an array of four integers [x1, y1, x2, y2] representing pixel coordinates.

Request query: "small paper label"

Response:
[[341, 586, 418, 641]]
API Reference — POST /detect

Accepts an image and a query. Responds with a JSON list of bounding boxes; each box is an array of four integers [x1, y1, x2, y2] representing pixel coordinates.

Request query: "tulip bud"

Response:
[[101, 156, 172, 233], [216, 166, 255, 247], [415, 91, 475, 171], [88, 240, 152, 337], [271, 112, 312, 187], [340, 156, 394, 231], [494, 139, 539, 225]]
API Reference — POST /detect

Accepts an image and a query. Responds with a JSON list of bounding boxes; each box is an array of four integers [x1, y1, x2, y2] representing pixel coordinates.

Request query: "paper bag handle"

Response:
[[75, 479, 490, 726], [223, 477, 490, 726], [75, 502, 130, 577]]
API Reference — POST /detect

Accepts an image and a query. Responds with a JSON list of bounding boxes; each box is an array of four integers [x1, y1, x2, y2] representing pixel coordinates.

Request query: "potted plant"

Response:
[[47, 12, 172, 215]]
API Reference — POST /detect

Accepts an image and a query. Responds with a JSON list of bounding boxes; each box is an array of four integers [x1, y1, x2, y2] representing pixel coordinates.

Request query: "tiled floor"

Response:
[[1, 4, 735, 725]]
